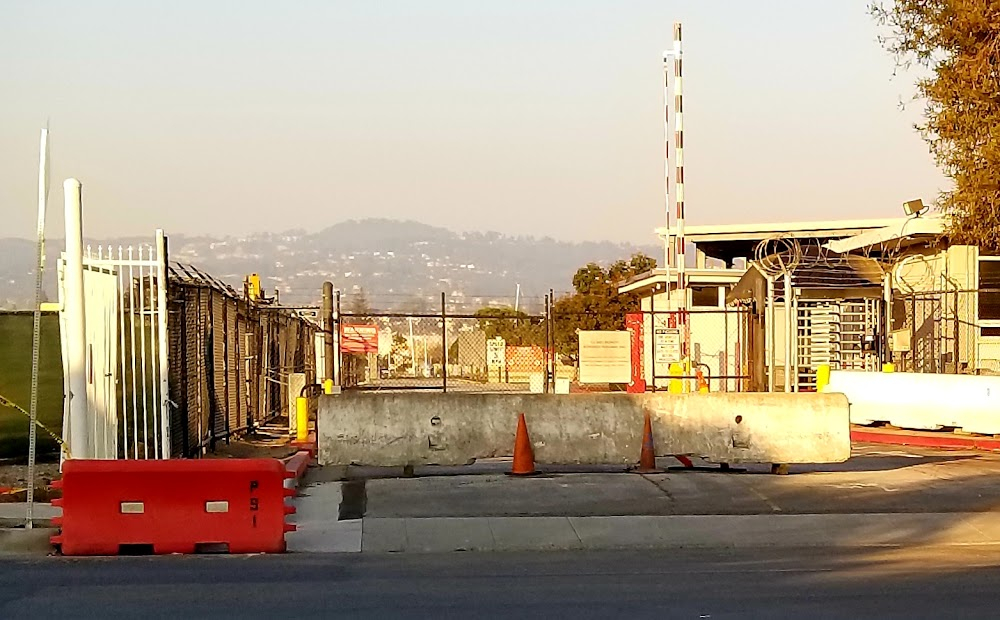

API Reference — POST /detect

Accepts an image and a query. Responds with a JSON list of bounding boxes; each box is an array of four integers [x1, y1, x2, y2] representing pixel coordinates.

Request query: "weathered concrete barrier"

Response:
[[317, 392, 850, 467], [826, 370, 1000, 434]]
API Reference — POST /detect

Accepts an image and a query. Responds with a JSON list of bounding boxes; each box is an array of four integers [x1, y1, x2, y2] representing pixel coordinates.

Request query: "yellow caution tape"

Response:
[[0, 392, 71, 459]]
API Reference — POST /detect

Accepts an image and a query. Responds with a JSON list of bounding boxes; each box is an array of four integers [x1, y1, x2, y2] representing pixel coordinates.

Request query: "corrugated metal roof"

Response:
[[168, 262, 241, 297]]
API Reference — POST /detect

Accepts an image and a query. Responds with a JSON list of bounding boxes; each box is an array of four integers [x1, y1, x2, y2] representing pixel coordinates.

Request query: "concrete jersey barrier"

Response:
[[317, 392, 850, 467], [826, 370, 1000, 434]]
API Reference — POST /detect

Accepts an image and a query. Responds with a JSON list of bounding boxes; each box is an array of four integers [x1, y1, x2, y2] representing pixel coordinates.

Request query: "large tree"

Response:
[[873, 1, 1000, 249]]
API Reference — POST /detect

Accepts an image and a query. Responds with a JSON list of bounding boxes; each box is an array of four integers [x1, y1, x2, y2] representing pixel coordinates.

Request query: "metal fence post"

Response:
[[442, 292, 448, 393], [650, 286, 656, 391], [322, 282, 334, 388], [545, 295, 556, 394], [954, 288, 960, 373], [334, 290, 342, 387]]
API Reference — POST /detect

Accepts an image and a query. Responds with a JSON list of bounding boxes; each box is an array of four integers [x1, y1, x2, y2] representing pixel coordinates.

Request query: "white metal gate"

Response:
[[59, 231, 171, 459], [797, 299, 882, 391]]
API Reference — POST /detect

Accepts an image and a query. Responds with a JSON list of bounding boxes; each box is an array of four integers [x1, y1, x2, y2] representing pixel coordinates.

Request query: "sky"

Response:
[[0, 0, 946, 245]]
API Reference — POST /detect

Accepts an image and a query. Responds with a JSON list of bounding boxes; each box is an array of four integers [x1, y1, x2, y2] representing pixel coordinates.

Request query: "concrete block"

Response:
[[318, 392, 850, 467], [827, 370, 1000, 433], [488, 517, 582, 551], [568, 516, 671, 549], [286, 519, 362, 553], [0, 528, 56, 555], [403, 518, 495, 552], [362, 518, 407, 553]]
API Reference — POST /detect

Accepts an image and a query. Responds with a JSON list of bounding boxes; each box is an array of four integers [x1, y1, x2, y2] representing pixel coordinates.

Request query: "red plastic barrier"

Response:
[[50, 458, 295, 555]]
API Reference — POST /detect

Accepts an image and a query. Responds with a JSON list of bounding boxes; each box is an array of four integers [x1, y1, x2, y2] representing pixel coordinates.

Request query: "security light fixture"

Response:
[[903, 199, 926, 217]]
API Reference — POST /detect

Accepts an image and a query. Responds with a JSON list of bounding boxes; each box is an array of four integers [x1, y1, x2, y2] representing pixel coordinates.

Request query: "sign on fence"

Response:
[[578, 331, 631, 384], [655, 327, 681, 365], [341, 324, 379, 354]]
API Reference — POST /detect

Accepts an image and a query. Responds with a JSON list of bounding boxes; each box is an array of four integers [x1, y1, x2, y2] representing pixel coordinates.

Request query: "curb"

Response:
[[0, 527, 57, 555], [283, 451, 312, 486], [852, 426, 1000, 452], [282, 450, 314, 490]]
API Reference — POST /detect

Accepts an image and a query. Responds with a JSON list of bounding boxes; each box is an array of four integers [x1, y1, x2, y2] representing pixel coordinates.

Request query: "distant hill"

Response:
[[0, 219, 659, 311]]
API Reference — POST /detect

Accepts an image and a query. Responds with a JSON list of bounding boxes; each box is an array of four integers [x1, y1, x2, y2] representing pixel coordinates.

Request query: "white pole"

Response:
[[26, 127, 50, 528], [155, 230, 171, 458], [766, 274, 776, 393], [783, 273, 793, 393], [64, 178, 90, 460], [408, 317, 416, 377], [514, 284, 521, 313]]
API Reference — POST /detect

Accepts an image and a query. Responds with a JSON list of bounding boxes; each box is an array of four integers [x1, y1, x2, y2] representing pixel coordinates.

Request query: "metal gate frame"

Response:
[[59, 231, 171, 459]]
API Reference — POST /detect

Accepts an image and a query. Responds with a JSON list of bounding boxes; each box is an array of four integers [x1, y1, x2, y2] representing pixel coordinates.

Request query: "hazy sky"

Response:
[[0, 0, 945, 245]]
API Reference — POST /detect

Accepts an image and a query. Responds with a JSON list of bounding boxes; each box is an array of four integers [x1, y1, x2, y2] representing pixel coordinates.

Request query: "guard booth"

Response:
[[726, 244, 887, 392]]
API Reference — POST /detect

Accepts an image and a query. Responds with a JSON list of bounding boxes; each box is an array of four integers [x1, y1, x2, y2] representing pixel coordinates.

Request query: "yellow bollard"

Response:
[[295, 396, 309, 441], [882, 363, 895, 373], [816, 364, 831, 392], [323, 379, 334, 395], [668, 363, 684, 394]]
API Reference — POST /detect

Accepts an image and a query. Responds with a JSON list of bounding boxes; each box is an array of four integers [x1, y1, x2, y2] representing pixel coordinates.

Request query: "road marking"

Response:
[[830, 482, 899, 492], [743, 485, 782, 513]]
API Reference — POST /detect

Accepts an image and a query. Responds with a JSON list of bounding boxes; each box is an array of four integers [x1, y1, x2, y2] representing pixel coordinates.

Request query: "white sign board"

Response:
[[487, 337, 506, 368], [378, 327, 393, 357], [655, 328, 681, 365], [578, 331, 631, 384]]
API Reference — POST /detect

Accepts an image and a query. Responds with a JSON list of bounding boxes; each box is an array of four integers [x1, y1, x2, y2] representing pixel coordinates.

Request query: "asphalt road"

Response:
[[3, 546, 1000, 619]]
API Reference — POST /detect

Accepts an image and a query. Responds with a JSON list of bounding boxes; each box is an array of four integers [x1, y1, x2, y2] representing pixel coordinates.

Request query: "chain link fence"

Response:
[[168, 264, 316, 456], [890, 288, 980, 375]]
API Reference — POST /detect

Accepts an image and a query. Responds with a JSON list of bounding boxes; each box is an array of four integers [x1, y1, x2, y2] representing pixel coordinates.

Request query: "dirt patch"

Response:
[[203, 420, 297, 460], [0, 460, 61, 502]]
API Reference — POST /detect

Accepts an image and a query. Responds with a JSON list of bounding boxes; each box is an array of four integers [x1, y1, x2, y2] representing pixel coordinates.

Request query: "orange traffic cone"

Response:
[[510, 413, 536, 476], [696, 368, 710, 393], [636, 412, 660, 473]]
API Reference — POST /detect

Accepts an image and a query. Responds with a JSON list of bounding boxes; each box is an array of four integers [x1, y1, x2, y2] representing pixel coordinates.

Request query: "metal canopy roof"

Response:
[[656, 218, 904, 265]]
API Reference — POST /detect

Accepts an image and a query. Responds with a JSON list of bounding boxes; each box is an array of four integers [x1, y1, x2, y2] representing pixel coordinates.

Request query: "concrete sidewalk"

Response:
[[286, 443, 1000, 553], [0, 502, 59, 527], [288, 509, 1000, 554]]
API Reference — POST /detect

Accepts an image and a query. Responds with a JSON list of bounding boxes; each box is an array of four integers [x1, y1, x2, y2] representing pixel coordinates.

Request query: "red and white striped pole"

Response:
[[662, 40, 673, 274], [672, 22, 685, 298], [670, 22, 690, 368]]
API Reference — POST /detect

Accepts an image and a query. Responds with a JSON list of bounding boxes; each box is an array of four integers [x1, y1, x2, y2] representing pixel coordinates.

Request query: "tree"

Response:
[[872, 1, 1000, 249], [552, 252, 656, 360], [347, 287, 371, 319], [474, 307, 545, 346]]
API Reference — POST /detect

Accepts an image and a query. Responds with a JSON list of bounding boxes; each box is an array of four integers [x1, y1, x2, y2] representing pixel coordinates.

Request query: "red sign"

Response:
[[341, 324, 379, 354], [625, 313, 646, 393]]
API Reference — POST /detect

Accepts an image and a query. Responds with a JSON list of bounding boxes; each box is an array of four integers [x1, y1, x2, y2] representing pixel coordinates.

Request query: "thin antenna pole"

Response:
[[26, 127, 49, 528]]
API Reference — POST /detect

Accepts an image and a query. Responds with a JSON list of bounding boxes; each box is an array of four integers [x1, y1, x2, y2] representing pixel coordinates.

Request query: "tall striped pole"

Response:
[[662, 42, 672, 274], [673, 22, 685, 300], [672, 22, 689, 367]]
